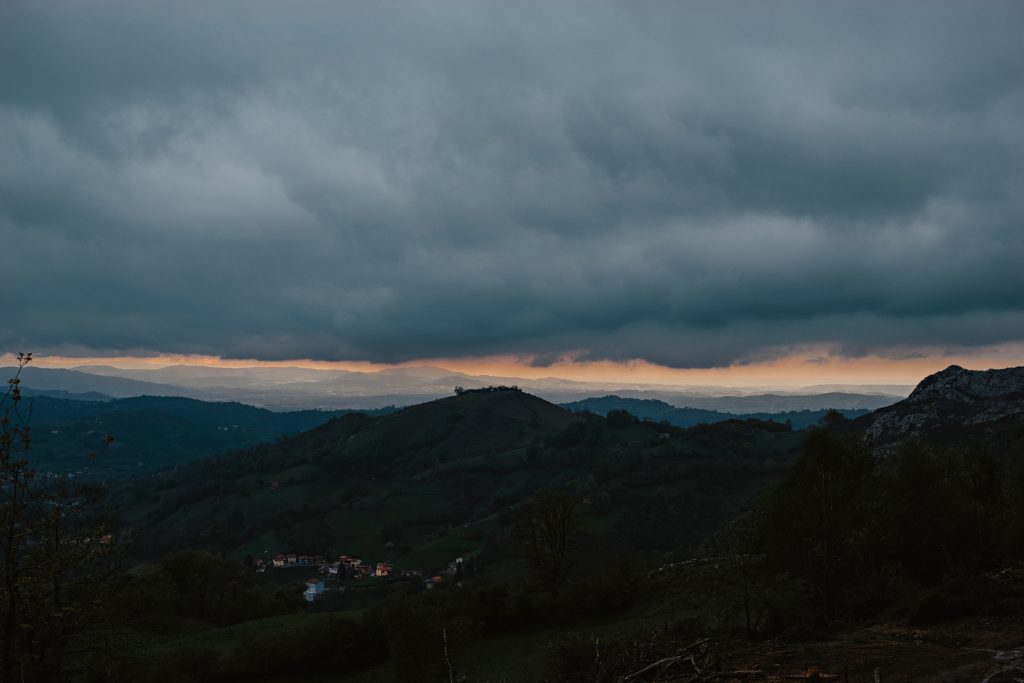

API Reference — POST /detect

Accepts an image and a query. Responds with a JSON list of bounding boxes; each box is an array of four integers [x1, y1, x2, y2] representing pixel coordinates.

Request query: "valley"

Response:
[[4, 364, 1023, 682]]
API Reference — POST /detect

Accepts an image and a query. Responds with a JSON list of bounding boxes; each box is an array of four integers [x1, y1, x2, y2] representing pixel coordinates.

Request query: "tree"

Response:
[[513, 491, 587, 593], [1, 354, 116, 681], [605, 409, 635, 429], [759, 428, 873, 622], [880, 439, 976, 583]]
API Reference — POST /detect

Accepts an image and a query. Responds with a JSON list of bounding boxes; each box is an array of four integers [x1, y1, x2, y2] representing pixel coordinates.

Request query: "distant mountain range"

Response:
[[561, 395, 870, 429], [5, 364, 908, 412], [13, 391, 872, 481], [16, 363, 1015, 484], [11, 367, 183, 398]]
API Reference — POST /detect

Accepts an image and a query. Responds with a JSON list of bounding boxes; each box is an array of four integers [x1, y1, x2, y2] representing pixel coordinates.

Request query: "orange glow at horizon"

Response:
[[4, 344, 1023, 388]]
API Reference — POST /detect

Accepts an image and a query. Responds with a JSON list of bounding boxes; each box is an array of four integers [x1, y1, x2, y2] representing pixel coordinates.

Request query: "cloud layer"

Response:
[[2, 1, 1022, 367]]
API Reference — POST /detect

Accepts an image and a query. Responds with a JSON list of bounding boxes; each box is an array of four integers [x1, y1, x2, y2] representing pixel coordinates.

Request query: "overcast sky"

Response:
[[2, 1, 1022, 371]]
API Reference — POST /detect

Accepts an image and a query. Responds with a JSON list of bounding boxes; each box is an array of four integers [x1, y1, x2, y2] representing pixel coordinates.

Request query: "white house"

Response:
[[304, 578, 325, 602]]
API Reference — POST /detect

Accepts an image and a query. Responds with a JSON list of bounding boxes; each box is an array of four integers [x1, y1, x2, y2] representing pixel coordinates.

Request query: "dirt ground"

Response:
[[709, 618, 1023, 683]]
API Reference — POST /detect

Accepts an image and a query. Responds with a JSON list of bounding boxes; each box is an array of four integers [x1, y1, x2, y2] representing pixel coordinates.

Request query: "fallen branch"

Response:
[[621, 638, 716, 681], [621, 655, 685, 681]]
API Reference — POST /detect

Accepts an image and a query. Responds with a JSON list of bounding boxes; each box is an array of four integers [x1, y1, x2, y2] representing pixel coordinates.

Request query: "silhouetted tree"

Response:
[[1, 354, 117, 681], [514, 491, 587, 593]]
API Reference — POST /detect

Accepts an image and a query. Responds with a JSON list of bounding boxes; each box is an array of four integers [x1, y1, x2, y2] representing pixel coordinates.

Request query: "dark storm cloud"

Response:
[[2, 1, 1022, 366]]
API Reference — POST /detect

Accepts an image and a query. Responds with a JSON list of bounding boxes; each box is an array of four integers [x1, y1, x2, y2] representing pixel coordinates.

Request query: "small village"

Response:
[[251, 552, 466, 602]]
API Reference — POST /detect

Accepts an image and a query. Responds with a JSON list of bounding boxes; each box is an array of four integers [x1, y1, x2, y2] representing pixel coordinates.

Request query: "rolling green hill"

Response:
[[121, 389, 804, 569]]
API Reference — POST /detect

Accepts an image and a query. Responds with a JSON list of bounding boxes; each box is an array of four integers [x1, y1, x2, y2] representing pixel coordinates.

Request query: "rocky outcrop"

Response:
[[907, 365, 1024, 403], [865, 365, 1024, 444]]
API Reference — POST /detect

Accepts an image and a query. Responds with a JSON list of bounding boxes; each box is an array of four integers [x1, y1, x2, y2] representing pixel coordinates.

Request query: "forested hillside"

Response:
[[121, 389, 802, 564], [19, 395, 395, 477]]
